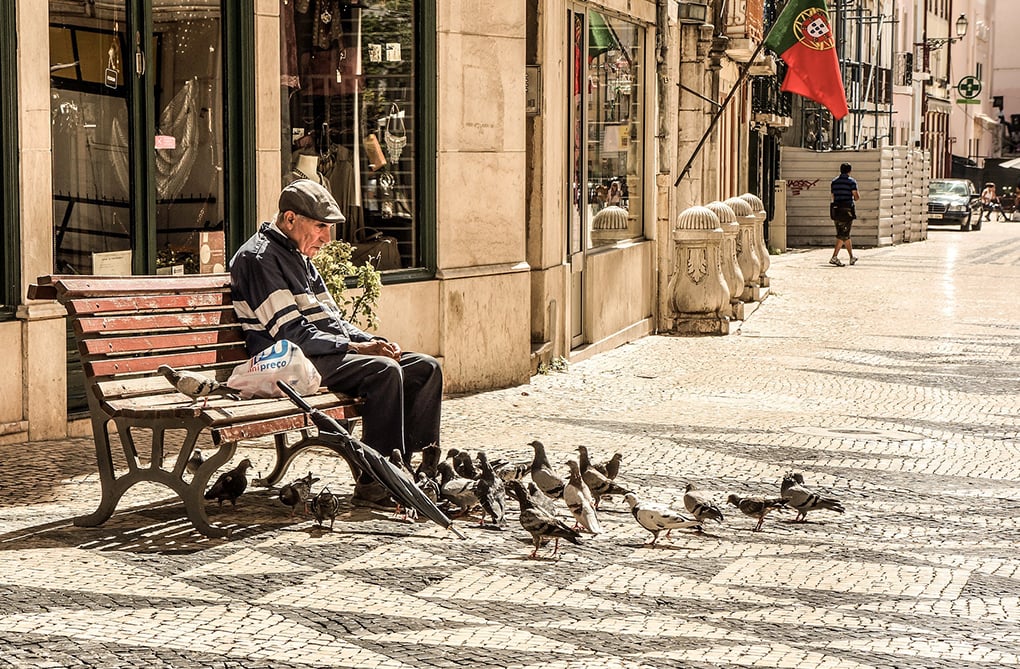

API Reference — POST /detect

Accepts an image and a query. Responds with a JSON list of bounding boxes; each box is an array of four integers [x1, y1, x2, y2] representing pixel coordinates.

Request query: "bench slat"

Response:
[[85, 348, 250, 378], [47, 274, 232, 297], [103, 392, 358, 425], [212, 405, 360, 444], [79, 329, 245, 356], [64, 292, 231, 316], [75, 309, 236, 335]]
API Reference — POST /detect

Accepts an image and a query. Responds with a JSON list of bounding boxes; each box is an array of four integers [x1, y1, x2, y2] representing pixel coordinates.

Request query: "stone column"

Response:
[[704, 201, 745, 321], [740, 192, 771, 288], [668, 206, 731, 335], [724, 197, 761, 302]]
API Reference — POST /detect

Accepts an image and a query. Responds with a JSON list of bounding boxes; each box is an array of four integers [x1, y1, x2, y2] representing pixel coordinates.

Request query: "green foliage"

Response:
[[537, 356, 569, 375], [311, 240, 383, 330]]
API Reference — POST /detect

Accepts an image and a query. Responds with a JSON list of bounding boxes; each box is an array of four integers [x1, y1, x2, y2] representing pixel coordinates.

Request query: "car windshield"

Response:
[[930, 181, 970, 197]]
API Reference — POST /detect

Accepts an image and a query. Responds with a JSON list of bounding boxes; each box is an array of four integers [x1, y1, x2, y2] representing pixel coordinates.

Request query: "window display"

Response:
[[281, 0, 416, 271]]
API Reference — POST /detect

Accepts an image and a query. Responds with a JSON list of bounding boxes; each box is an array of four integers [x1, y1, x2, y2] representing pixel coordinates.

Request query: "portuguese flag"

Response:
[[764, 0, 849, 120]]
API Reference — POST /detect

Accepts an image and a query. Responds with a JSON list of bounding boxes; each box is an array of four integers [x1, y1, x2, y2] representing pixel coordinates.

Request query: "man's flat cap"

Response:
[[278, 179, 345, 224]]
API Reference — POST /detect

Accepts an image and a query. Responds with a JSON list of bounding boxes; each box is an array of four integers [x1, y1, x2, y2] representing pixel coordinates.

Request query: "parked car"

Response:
[[928, 179, 981, 231]]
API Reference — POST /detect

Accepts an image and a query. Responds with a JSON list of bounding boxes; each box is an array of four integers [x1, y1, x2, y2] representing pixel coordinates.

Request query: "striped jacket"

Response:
[[229, 222, 375, 358]]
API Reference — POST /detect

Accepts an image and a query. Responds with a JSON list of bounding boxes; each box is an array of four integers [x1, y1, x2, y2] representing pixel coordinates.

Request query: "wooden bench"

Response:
[[28, 274, 361, 538]]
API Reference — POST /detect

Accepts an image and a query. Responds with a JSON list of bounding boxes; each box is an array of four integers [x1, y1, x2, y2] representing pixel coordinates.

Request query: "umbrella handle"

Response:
[[277, 380, 314, 412]]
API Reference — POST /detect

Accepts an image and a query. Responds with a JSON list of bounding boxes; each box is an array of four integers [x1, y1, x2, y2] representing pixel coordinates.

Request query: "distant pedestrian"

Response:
[[829, 162, 860, 267], [979, 182, 1000, 222]]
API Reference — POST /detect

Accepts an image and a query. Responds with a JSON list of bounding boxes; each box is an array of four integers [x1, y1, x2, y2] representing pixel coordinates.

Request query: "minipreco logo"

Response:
[[250, 340, 291, 372]]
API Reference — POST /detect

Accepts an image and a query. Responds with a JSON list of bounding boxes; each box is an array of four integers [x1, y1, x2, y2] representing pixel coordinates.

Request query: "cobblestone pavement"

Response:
[[2, 220, 1020, 668]]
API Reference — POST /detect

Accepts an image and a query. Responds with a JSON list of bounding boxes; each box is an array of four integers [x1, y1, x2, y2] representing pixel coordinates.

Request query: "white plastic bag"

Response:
[[227, 340, 322, 399]]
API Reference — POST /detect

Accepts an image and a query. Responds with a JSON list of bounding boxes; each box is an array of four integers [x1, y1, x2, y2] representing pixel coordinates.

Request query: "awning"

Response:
[[927, 97, 952, 113], [976, 113, 1001, 129]]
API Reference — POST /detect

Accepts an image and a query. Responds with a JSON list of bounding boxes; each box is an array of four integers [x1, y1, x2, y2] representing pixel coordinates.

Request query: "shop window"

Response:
[[280, 0, 422, 272], [584, 11, 644, 248]]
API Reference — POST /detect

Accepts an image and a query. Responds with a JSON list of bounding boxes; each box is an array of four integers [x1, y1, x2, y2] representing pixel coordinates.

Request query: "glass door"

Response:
[[49, 0, 226, 277], [567, 7, 586, 348], [49, 0, 230, 413]]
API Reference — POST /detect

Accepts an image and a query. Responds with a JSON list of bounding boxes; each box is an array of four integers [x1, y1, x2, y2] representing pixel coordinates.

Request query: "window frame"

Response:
[[0, 1, 19, 319]]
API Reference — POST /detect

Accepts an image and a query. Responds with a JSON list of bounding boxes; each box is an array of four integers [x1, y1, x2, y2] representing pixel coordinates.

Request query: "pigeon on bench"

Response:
[[158, 364, 239, 407]]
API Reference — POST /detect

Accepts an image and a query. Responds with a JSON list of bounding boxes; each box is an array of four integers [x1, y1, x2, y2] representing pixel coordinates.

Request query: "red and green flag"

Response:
[[764, 0, 849, 120]]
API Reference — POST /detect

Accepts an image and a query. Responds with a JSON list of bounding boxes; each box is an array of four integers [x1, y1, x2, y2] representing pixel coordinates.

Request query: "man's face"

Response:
[[280, 212, 333, 257]]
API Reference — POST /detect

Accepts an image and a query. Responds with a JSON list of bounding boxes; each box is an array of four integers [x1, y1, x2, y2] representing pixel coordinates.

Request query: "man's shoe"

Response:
[[829, 257, 844, 267], [849, 256, 858, 266], [351, 480, 398, 510]]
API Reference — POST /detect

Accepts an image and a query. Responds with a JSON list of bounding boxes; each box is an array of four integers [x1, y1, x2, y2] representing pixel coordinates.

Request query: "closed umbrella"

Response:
[[276, 381, 466, 539]]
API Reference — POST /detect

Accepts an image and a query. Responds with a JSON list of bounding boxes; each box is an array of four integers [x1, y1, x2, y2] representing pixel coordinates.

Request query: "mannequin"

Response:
[[291, 153, 330, 192]]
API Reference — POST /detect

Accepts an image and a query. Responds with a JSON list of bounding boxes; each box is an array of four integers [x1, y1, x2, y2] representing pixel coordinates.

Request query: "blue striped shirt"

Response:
[[831, 174, 858, 205]]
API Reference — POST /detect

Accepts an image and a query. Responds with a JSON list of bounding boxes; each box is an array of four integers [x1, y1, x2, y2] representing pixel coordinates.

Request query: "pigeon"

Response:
[[780, 472, 845, 522], [577, 451, 630, 508], [506, 479, 582, 558], [437, 461, 478, 514], [475, 451, 507, 527], [416, 443, 442, 480], [528, 440, 565, 498], [564, 460, 602, 534], [157, 364, 238, 407], [727, 494, 788, 532], [185, 448, 204, 476], [204, 458, 253, 506], [527, 481, 560, 517], [495, 461, 530, 482], [279, 472, 319, 518], [683, 483, 724, 526], [577, 445, 623, 481], [624, 492, 702, 545], [308, 487, 342, 529], [453, 451, 479, 480], [415, 471, 441, 504]]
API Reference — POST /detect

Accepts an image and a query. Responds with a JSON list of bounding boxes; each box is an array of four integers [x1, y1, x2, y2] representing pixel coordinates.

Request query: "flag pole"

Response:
[[673, 37, 771, 188]]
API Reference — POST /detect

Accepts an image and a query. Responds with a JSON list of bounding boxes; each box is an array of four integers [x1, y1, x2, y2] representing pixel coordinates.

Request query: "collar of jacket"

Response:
[[260, 221, 302, 254]]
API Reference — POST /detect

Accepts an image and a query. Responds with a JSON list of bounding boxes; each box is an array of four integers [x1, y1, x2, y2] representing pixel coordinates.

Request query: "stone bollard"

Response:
[[668, 206, 732, 335], [723, 197, 762, 302], [591, 205, 629, 246], [740, 192, 771, 288], [704, 201, 745, 321]]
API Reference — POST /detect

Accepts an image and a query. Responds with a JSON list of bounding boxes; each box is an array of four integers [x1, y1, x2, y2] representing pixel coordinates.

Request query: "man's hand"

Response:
[[347, 340, 402, 361]]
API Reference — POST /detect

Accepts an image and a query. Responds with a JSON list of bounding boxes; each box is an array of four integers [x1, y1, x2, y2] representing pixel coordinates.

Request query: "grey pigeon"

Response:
[[415, 471, 441, 504], [437, 461, 478, 514], [781, 472, 845, 522], [185, 448, 204, 476], [577, 445, 623, 481], [416, 443, 442, 479], [527, 481, 560, 517], [506, 479, 582, 558], [453, 451, 479, 480], [564, 460, 602, 534], [308, 487, 341, 529], [683, 483, 724, 525], [204, 458, 252, 506], [577, 449, 629, 508], [727, 494, 788, 531], [475, 451, 507, 527], [157, 364, 238, 407], [625, 492, 701, 545], [279, 472, 319, 518], [528, 440, 565, 499], [495, 461, 530, 482]]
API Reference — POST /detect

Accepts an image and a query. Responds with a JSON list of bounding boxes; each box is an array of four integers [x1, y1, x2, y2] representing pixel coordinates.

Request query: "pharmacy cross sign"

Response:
[[957, 76, 982, 99]]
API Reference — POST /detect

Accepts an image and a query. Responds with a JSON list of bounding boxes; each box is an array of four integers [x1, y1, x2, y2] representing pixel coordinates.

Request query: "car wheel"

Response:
[[972, 213, 982, 231], [962, 212, 972, 231]]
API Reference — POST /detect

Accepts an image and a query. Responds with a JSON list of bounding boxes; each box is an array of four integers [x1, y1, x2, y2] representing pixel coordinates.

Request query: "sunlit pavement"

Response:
[[1, 219, 1019, 668]]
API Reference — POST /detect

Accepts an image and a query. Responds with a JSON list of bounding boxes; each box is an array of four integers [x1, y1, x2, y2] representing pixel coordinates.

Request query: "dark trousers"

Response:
[[311, 351, 442, 460]]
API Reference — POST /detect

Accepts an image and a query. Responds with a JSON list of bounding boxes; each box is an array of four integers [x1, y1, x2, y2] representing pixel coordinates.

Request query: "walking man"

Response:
[[829, 162, 860, 266]]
